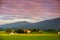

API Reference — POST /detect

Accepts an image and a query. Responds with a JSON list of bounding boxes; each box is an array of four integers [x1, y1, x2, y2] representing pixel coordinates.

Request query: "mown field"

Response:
[[0, 34, 60, 40], [0, 31, 60, 40], [0, 36, 60, 40]]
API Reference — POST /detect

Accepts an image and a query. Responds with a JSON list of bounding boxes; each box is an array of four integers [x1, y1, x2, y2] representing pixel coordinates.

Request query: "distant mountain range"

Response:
[[0, 18, 60, 31]]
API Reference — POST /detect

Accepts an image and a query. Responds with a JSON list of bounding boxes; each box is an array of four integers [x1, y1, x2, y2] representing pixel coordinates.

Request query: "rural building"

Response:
[[58, 32, 60, 35], [24, 29, 31, 33]]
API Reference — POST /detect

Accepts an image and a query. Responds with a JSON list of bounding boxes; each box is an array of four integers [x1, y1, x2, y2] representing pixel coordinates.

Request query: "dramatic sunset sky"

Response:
[[0, 0, 60, 24]]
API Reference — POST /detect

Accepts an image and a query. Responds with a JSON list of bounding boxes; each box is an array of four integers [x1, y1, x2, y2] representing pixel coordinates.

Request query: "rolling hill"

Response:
[[0, 18, 60, 31]]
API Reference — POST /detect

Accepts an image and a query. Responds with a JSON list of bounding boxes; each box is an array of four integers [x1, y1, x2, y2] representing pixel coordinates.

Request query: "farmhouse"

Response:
[[58, 32, 60, 35], [24, 29, 31, 33]]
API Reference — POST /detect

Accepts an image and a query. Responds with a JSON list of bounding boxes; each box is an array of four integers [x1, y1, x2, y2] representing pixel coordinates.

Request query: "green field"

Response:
[[0, 31, 60, 40], [0, 36, 59, 40], [0, 34, 60, 40]]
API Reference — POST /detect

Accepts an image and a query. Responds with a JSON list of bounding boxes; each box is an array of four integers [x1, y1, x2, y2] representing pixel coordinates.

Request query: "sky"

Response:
[[0, 0, 60, 24]]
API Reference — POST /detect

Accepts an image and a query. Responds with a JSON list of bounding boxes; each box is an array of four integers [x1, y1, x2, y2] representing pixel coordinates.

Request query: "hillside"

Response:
[[0, 18, 60, 31]]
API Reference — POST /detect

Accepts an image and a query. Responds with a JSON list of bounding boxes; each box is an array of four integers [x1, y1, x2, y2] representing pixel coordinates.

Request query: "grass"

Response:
[[0, 34, 58, 36], [0, 31, 60, 40], [0, 36, 60, 40], [0, 34, 59, 40]]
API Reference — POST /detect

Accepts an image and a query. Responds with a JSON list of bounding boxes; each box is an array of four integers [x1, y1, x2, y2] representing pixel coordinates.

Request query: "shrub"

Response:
[[15, 29, 24, 33], [6, 28, 12, 34]]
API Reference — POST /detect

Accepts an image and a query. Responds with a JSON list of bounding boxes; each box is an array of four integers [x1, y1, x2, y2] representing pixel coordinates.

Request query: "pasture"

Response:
[[0, 34, 59, 40], [0, 36, 59, 40], [0, 31, 60, 40]]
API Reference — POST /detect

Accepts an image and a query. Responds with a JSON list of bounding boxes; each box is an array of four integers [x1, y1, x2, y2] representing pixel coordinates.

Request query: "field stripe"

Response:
[[0, 34, 59, 36]]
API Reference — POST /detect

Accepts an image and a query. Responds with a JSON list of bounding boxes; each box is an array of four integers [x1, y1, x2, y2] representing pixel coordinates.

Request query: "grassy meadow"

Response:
[[0, 36, 59, 40], [0, 31, 60, 40]]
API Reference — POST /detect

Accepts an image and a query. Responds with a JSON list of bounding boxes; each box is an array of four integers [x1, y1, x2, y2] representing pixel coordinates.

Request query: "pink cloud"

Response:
[[0, 0, 60, 20]]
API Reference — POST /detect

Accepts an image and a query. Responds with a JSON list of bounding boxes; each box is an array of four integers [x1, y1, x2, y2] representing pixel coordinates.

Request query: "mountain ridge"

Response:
[[0, 18, 60, 31]]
